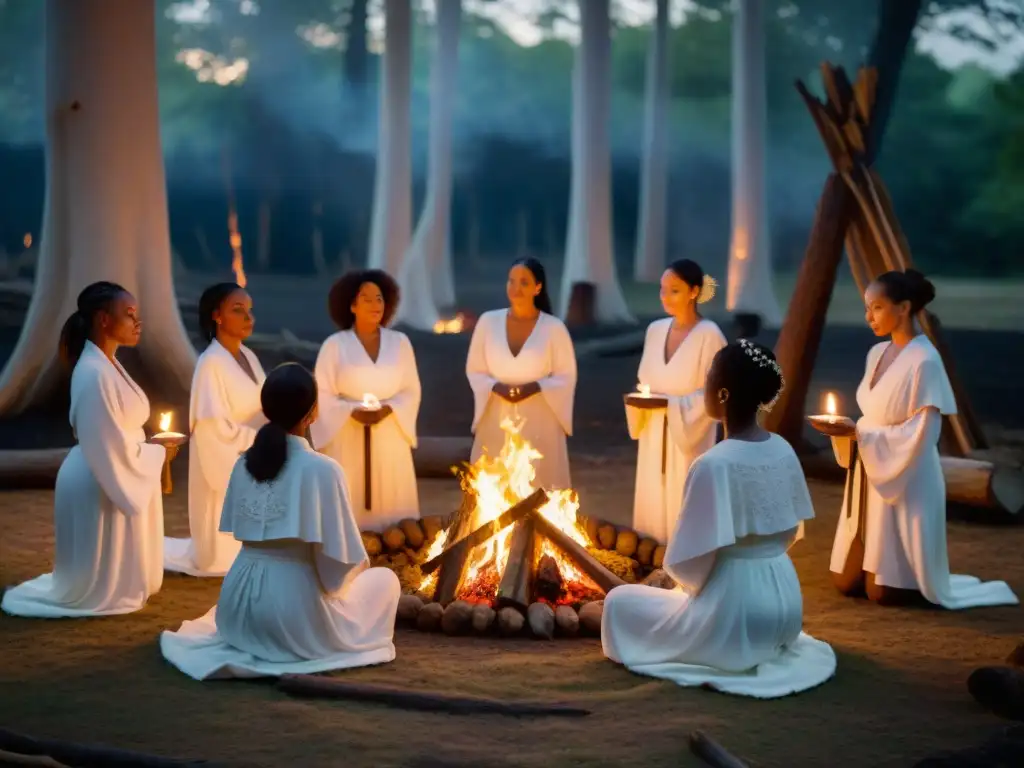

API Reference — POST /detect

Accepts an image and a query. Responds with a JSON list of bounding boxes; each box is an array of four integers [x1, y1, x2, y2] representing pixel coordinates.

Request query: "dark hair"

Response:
[[510, 258, 553, 314], [668, 259, 705, 290], [707, 340, 784, 423], [245, 363, 318, 483], [58, 281, 130, 367], [874, 269, 936, 314], [327, 269, 400, 330], [198, 282, 244, 342]]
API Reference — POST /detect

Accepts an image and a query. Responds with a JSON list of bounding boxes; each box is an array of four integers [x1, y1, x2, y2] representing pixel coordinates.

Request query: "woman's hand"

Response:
[[493, 382, 540, 403]]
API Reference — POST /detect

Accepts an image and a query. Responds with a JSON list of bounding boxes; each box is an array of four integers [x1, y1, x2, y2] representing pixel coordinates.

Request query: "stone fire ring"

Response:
[[363, 515, 673, 640]]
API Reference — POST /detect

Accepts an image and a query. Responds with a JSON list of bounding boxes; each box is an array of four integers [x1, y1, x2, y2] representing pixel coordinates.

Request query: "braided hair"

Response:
[[58, 281, 130, 367], [707, 339, 785, 424]]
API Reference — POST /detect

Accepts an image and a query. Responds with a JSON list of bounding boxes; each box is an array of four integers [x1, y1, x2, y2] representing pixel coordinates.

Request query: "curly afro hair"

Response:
[[327, 269, 400, 330], [707, 339, 785, 421]]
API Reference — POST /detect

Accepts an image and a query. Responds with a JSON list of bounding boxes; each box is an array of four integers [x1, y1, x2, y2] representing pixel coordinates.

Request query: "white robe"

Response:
[[159, 436, 401, 680], [627, 318, 726, 544], [2, 341, 166, 618], [467, 309, 577, 489], [310, 328, 421, 531], [830, 336, 1018, 609], [602, 435, 837, 699], [164, 340, 267, 577]]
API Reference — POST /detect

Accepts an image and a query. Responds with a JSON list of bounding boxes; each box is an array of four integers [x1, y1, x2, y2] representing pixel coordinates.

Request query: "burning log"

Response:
[[534, 554, 565, 603], [532, 513, 627, 595], [426, 488, 549, 604], [276, 675, 591, 717], [495, 518, 537, 611]]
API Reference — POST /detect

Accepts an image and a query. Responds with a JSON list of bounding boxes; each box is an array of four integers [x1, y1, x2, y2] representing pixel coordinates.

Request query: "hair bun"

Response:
[[697, 275, 717, 304], [904, 269, 936, 310]]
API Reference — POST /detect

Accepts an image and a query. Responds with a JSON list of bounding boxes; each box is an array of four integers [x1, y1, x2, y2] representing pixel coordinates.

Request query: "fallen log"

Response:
[[532, 513, 628, 594], [276, 675, 591, 717], [0, 728, 215, 768], [689, 731, 749, 768], [941, 456, 1024, 516]]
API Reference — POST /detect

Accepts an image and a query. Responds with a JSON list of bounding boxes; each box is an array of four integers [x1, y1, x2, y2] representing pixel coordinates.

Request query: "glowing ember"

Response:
[[433, 314, 466, 334], [419, 414, 595, 603]]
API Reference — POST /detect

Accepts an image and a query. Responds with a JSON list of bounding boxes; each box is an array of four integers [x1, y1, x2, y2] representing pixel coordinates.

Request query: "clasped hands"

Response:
[[492, 381, 540, 404], [351, 404, 393, 426]]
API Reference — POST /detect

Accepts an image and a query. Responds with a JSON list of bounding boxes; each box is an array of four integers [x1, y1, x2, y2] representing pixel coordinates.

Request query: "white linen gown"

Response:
[[164, 340, 267, 577], [602, 435, 837, 699], [2, 341, 166, 618], [160, 435, 402, 680], [830, 336, 1018, 609], [467, 310, 577, 489], [627, 318, 726, 544], [310, 328, 421, 531]]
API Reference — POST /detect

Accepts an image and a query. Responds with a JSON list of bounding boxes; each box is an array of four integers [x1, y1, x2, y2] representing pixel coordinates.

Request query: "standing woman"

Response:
[[310, 269, 421, 532], [2, 282, 169, 617], [830, 269, 1018, 609], [466, 258, 577, 490], [164, 282, 266, 577], [627, 259, 726, 544]]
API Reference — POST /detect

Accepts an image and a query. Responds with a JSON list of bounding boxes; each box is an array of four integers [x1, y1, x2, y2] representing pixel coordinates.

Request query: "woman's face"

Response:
[[506, 265, 541, 310], [703, 357, 725, 421], [864, 281, 908, 338], [213, 289, 254, 341], [99, 293, 142, 347], [660, 269, 698, 318], [351, 281, 385, 328]]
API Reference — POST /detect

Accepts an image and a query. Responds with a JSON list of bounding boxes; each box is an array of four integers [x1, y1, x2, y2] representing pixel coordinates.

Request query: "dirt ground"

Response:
[[2, 273, 1024, 767]]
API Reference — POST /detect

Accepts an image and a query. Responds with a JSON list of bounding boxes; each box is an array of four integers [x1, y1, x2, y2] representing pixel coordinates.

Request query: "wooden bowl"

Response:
[[806, 416, 856, 438], [150, 432, 189, 448], [624, 393, 668, 409]]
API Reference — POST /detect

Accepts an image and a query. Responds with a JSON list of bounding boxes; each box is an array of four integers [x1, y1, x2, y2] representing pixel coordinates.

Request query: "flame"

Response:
[[228, 209, 246, 288], [433, 314, 465, 334], [158, 411, 172, 432], [361, 393, 381, 410], [22, 233, 32, 248], [825, 392, 837, 417], [419, 413, 592, 599], [637, 382, 651, 397]]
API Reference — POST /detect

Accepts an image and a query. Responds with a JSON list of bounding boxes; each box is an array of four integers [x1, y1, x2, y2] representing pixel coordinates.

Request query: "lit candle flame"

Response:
[[159, 411, 172, 432], [637, 383, 651, 398], [361, 393, 381, 410], [825, 393, 837, 417]]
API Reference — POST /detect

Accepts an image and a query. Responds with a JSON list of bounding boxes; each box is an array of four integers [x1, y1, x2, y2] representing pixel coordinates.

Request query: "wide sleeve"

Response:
[[191, 361, 260, 492], [73, 370, 164, 517], [665, 326, 725, 454], [537, 319, 577, 436], [307, 459, 370, 585], [309, 335, 359, 450], [382, 334, 421, 448], [466, 316, 498, 432], [625, 324, 659, 440], [857, 407, 942, 504]]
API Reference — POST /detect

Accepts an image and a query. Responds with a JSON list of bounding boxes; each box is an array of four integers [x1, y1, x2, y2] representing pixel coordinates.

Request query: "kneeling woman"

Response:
[[160, 364, 401, 680], [830, 269, 1018, 609], [602, 341, 836, 699]]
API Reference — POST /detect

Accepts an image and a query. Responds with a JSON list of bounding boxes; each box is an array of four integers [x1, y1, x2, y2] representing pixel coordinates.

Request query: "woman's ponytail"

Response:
[[244, 422, 290, 483]]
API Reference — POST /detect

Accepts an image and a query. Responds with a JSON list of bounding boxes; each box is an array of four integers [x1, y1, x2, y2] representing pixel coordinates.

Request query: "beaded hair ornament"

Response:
[[696, 275, 717, 304], [738, 338, 785, 412]]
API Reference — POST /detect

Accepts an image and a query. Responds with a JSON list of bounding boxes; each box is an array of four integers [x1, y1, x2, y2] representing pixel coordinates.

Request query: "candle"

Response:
[[824, 392, 838, 424], [636, 383, 651, 398], [152, 411, 185, 441], [361, 393, 381, 411]]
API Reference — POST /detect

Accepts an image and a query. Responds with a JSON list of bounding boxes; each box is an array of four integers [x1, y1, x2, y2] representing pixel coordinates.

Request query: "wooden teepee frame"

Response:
[[765, 63, 987, 459]]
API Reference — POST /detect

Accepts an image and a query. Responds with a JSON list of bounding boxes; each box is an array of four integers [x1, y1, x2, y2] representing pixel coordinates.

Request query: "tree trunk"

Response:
[[559, 0, 633, 326], [343, 0, 370, 93], [725, 0, 781, 329], [0, 0, 195, 415], [633, 0, 670, 284], [395, 0, 460, 330], [366, 0, 412, 280]]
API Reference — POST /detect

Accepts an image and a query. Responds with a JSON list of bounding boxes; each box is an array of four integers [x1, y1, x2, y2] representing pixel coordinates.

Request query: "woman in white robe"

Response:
[[603, 340, 837, 699], [467, 258, 576, 490], [830, 270, 1018, 609], [310, 269, 421, 531], [627, 260, 726, 544], [165, 282, 267, 577], [161, 363, 401, 680], [2, 282, 168, 618]]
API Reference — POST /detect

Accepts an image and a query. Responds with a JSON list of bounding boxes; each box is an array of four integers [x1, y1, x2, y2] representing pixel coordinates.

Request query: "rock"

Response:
[[642, 569, 676, 590], [497, 606, 525, 637], [578, 600, 603, 636], [382, 526, 407, 551], [421, 515, 444, 542], [554, 604, 579, 637], [361, 531, 383, 557], [636, 537, 658, 566], [615, 530, 639, 558], [527, 602, 555, 640], [597, 524, 617, 550], [441, 600, 475, 635], [397, 594, 424, 624], [471, 603, 496, 634], [400, 518, 425, 549], [653, 545, 666, 569], [416, 601, 444, 632]]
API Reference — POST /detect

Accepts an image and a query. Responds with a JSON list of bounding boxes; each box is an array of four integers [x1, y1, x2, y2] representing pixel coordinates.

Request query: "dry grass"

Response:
[[2, 458, 1023, 768]]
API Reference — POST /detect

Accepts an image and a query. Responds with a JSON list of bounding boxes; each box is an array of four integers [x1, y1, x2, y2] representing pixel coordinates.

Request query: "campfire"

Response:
[[432, 313, 467, 334], [404, 416, 630, 637]]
